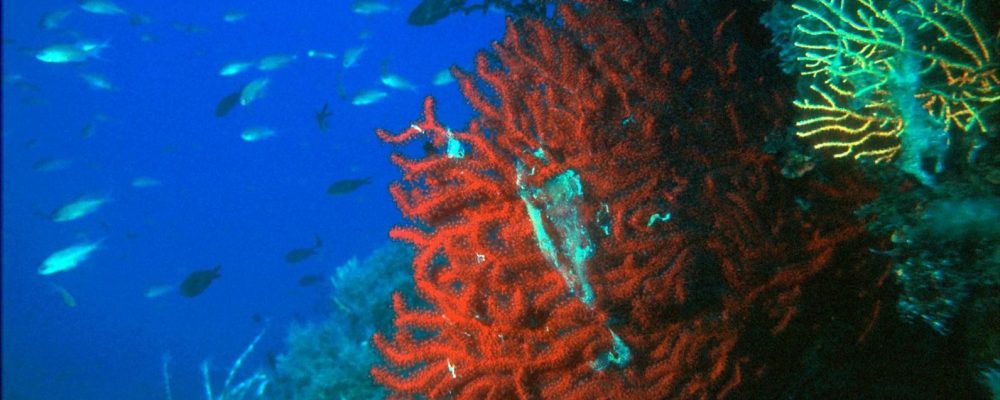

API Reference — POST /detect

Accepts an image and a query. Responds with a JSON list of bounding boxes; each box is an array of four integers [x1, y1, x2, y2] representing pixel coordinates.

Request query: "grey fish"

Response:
[[297, 274, 323, 287], [32, 158, 72, 172], [50, 194, 111, 222], [285, 235, 322, 264], [350, 89, 387, 106], [240, 77, 269, 106], [326, 177, 371, 195], [179, 265, 220, 297], [215, 87, 243, 117], [172, 22, 208, 34], [408, 0, 457, 26], [315, 102, 332, 131], [38, 9, 73, 30], [423, 140, 438, 157]]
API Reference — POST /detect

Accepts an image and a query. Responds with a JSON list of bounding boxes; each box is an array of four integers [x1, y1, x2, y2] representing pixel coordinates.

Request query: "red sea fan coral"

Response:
[[374, 1, 885, 398]]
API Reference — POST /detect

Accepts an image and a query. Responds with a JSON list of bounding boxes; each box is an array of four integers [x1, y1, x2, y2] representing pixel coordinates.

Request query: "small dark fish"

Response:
[[315, 102, 332, 131], [172, 22, 208, 34], [215, 88, 243, 117], [81, 121, 96, 138], [129, 13, 153, 26], [298, 274, 323, 287], [408, 0, 458, 26], [14, 80, 41, 92], [179, 264, 221, 297], [251, 313, 263, 323], [32, 158, 72, 172], [285, 235, 322, 264], [326, 177, 371, 195], [423, 140, 438, 157]]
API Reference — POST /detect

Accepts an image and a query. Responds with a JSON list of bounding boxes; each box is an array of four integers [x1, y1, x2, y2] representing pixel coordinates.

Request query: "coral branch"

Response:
[[374, 2, 886, 398], [766, 0, 998, 183]]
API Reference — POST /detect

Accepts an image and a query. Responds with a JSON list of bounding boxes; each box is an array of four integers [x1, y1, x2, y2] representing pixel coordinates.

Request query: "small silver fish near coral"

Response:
[[351, 89, 387, 106], [432, 68, 455, 86]]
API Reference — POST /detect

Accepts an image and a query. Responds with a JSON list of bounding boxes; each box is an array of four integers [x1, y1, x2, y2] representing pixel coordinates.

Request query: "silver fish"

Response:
[[257, 54, 297, 71], [432, 68, 455, 85], [36, 41, 106, 63], [219, 61, 254, 76], [380, 72, 417, 91], [351, 0, 394, 15], [38, 9, 73, 30], [131, 177, 161, 188], [351, 89, 387, 106], [78, 0, 126, 15], [241, 126, 276, 142], [342, 46, 366, 69], [38, 239, 104, 275], [51, 194, 110, 222], [223, 10, 247, 23], [79, 72, 114, 90], [240, 77, 270, 106]]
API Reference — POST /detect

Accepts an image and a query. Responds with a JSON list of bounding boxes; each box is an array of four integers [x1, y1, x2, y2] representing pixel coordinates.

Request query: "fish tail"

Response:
[[86, 39, 113, 60]]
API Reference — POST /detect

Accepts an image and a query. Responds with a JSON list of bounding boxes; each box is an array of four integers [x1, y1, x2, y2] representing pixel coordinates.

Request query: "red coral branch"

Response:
[[374, 2, 885, 398]]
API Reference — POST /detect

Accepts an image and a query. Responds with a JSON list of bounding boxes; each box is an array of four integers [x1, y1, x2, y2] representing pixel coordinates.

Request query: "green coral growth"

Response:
[[517, 166, 596, 306], [271, 242, 415, 399]]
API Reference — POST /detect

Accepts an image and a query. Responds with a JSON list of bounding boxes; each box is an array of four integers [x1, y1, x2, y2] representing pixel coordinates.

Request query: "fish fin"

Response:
[[315, 102, 332, 130], [314, 234, 323, 248], [86, 39, 113, 61], [89, 237, 109, 249]]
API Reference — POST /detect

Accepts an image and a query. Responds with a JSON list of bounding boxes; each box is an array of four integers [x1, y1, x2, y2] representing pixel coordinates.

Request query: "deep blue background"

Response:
[[2, 1, 504, 398]]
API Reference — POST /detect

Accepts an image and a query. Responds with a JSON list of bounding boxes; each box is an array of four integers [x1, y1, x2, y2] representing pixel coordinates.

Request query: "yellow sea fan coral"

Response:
[[776, 0, 998, 167]]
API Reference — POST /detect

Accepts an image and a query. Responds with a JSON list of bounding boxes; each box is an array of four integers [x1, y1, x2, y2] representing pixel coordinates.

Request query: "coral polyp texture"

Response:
[[765, 0, 998, 183], [375, 2, 887, 398]]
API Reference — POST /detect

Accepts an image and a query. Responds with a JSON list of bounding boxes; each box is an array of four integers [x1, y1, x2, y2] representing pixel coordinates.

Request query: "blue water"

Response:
[[2, 1, 503, 398]]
